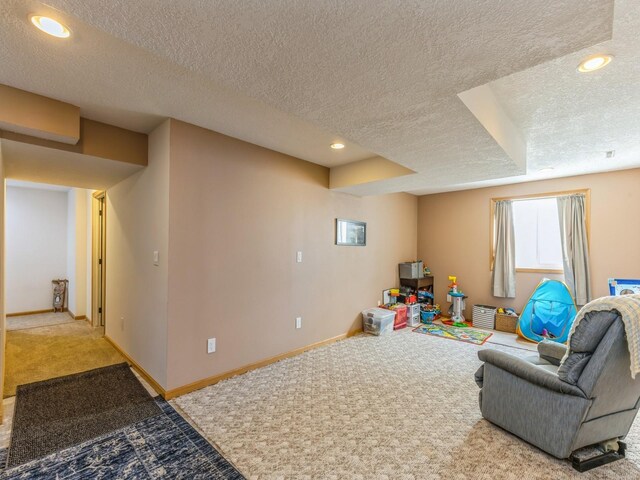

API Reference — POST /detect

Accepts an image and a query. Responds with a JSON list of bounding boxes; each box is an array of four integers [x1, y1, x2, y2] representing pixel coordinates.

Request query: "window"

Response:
[[512, 198, 563, 271], [490, 189, 590, 274]]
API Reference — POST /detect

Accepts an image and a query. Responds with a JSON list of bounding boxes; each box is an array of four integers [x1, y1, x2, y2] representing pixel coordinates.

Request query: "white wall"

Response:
[[105, 119, 170, 387], [6, 186, 68, 313]]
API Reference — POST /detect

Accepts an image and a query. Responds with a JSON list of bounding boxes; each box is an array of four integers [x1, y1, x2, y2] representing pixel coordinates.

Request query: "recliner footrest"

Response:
[[570, 441, 626, 472]]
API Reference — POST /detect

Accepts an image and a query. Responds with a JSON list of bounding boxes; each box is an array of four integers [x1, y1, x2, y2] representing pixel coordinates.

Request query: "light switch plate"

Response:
[[296, 317, 302, 329], [207, 338, 216, 353], [153, 250, 159, 266]]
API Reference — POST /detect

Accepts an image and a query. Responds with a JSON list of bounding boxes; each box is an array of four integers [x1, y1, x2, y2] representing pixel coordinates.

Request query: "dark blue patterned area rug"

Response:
[[0, 397, 245, 479]]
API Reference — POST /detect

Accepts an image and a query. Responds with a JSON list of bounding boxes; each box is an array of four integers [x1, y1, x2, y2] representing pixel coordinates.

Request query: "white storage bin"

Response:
[[472, 304, 497, 329], [362, 308, 396, 335], [406, 304, 420, 317], [407, 313, 420, 327]]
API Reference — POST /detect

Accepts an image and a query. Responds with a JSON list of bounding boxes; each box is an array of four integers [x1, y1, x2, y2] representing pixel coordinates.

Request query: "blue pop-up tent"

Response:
[[517, 279, 578, 343]]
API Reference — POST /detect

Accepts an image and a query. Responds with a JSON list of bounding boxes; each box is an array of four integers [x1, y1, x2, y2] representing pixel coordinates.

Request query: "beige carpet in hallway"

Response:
[[4, 319, 125, 398], [6, 312, 75, 331]]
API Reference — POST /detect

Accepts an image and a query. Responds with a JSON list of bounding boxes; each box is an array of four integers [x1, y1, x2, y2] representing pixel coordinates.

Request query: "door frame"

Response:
[[91, 191, 106, 328]]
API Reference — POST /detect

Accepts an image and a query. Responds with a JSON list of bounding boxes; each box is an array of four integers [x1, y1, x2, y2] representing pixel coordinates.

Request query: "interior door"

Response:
[[92, 192, 106, 327]]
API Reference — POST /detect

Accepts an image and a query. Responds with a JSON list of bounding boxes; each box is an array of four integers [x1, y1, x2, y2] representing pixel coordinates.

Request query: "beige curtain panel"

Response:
[[557, 194, 592, 306], [492, 200, 516, 298]]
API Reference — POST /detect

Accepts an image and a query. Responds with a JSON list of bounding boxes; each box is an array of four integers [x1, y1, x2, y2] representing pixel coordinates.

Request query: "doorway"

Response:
[[92, 191, 106, 328], [3, 184, 123, 399]]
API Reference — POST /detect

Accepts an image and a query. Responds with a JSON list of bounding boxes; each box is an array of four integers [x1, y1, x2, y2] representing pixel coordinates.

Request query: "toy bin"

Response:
[[420, 310, 436, 324], [472, 304, 497, 329], [407, 313, 420, 327], [362, 308, 396, 336], [387, 304, 408, 329], [495, 312, 518, 333]]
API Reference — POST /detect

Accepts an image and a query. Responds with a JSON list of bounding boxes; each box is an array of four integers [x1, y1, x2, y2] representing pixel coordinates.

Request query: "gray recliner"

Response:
[[475, 310, 640, 460]]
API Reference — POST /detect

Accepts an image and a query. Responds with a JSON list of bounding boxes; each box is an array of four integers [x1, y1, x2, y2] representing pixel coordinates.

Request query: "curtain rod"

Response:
[[505, 193, 586, 203]]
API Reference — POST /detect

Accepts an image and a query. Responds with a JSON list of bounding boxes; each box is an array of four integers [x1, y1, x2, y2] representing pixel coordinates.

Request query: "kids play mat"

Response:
[[413, 323, 492, 345]]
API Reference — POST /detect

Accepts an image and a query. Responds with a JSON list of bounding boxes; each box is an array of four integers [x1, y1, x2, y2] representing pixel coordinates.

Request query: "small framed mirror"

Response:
[[335, 218, 366, 246]]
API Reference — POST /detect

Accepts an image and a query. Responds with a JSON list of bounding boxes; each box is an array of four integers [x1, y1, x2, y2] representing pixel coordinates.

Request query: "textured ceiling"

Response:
[[1, 0, 634, 195], [486, 0, 640, 187]]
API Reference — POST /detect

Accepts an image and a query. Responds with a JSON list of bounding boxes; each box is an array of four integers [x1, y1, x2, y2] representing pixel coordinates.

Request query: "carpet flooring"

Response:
[[0, 398, 245, 479], [6, 313, 75, 332], [4, 320, 125, 398], [8, 363, 161, 467], [176, 328, 640, 479]]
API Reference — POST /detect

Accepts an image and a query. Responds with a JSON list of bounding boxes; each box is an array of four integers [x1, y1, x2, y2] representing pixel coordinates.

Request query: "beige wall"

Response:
[[105, 120, 170, 386], [0, 143, 5, 404], [417, 169, 640, 316], [86, 190, 93, 322], [165, 120, 417, 390], [0, 84, 79, 144]]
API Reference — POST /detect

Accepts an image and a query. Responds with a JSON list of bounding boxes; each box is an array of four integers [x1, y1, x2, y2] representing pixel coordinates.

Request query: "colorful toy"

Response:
[[419, 303, 441, 324], [448, 275, 467, 327], [608, 278, 640, 296]]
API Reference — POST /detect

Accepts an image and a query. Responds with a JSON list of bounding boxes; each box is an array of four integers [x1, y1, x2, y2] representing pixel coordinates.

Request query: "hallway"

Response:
[[4, 313, 124, 398]]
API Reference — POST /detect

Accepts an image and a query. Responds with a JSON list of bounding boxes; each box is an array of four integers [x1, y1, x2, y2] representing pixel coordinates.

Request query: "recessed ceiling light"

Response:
[[330, 143, 345, 150], [537, 167, 555, 174], [577, 54, 612, 73], [29, 15, 71, 38]]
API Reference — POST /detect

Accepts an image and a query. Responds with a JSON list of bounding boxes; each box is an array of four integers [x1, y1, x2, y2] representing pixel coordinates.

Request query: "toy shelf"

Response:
[[400, 275, 434, 305]]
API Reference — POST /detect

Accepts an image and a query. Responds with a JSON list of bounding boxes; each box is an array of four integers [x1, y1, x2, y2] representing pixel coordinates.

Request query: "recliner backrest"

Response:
[[558, 310, 618, 385]]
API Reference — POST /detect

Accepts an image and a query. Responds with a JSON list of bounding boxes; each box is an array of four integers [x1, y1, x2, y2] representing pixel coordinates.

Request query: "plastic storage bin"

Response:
[[399, 261, 424, 279], [406, 303, 420, 317], [421, 310, 436, 324], [386, 304, 408, 329], [362, 308, 396, 335]]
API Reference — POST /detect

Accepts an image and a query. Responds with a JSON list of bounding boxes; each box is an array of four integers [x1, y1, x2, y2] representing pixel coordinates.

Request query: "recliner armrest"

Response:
[[538, 340, 567, 366], [478, 349, 586, 398]]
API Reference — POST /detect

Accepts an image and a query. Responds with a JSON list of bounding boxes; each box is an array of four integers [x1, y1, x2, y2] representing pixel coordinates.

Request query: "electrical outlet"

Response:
[[207, 338, 216, 354], [377, 300, 381, 306], [295, 317, 302, 329], [296, 251, 303, 263]]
